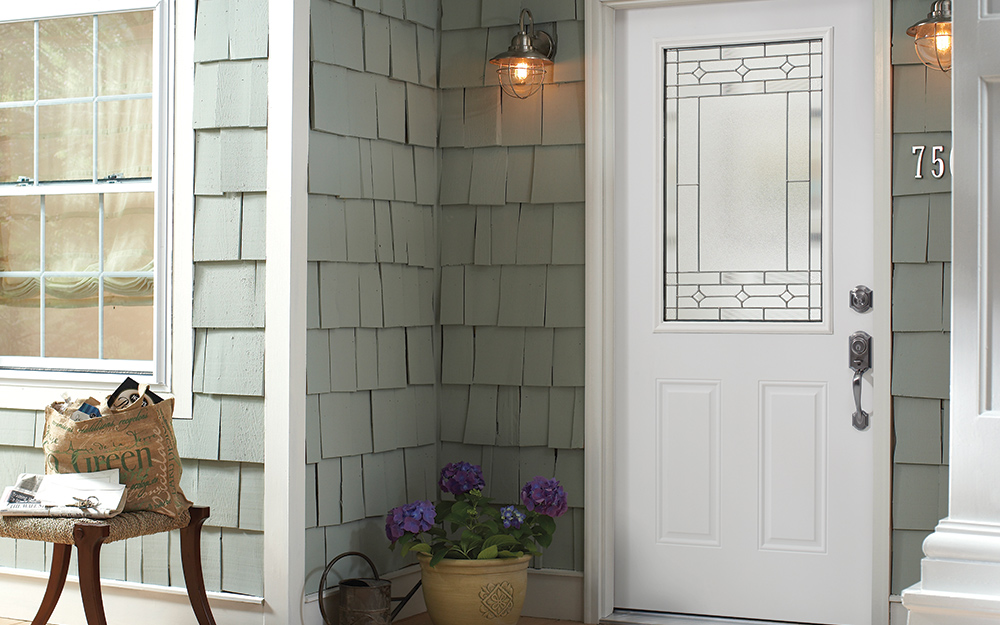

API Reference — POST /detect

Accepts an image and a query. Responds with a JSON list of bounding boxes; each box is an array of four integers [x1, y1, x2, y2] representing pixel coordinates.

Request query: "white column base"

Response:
[[903, 520, 1000, 625]]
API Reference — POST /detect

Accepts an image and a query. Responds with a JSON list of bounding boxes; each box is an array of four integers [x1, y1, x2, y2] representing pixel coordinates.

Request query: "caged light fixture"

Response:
[[906, 0, 952, 72], [489, 9, 556, 99]]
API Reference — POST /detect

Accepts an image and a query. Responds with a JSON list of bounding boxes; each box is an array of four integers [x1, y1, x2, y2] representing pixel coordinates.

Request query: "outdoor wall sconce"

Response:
[[907, 0, 952, 72], [489, 9, 556, 99]]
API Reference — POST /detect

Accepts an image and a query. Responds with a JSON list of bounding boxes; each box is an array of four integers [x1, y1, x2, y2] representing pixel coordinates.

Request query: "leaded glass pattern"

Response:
[[663, 39, 824, 322]]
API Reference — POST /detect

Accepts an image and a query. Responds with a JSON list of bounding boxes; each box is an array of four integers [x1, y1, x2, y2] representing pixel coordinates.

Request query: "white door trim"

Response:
[[582, 1, 893, 622]]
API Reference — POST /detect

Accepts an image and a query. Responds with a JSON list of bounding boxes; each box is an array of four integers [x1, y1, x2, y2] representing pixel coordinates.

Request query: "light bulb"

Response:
[[514, 62, 530, 82], [935, 32, 951, 53]]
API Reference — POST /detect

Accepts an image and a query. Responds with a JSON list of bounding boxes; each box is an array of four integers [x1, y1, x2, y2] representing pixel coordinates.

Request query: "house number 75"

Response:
[[912, 145, 947, 180]]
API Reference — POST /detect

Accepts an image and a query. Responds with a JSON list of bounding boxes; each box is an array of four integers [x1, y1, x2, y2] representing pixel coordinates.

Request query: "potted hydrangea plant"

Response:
[[385, 461, 568, 625]]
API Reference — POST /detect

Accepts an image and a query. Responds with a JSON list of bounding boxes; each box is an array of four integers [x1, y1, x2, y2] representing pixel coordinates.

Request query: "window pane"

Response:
[[104, 295, 153, 360], [663, 39, 824, 323], [45, 281, 98, 359], [0, 107, 34, 183], [45, 194, 100, 272], [39, 16, 93, 100], [97, 99, 153, 180], [105, 193, 154, 272], [0, 196, 41, 271], [38, 103, 93, 182], [0, 22, 35, 103], [0, 8, 161, 374], [99, 11, 154, 97], [0, 301, 40, 357]]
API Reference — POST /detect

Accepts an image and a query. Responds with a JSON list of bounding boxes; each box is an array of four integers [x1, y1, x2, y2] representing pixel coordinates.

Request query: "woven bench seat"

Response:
[[0, 506, 216, 625], [0, 509, 190, 545]]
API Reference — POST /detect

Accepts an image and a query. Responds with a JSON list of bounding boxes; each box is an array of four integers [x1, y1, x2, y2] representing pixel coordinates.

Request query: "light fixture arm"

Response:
[[518, 9, 555, 61]]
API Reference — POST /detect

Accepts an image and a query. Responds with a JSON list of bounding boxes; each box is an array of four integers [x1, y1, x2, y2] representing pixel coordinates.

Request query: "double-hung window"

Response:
[[0, 1, 171, 388]]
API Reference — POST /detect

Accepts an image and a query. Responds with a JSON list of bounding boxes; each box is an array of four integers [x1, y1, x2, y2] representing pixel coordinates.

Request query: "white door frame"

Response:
[[582, 1, 893, 622]]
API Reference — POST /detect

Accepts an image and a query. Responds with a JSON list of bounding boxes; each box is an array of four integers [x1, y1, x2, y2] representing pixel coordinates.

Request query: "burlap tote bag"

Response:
[[42, 392, 191, 519]]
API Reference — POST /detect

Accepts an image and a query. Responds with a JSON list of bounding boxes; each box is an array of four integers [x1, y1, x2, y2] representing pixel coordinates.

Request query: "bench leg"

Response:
[[74, 523, 110, 625], [31, 543, 71, 625], [181, 506, 217, 625]]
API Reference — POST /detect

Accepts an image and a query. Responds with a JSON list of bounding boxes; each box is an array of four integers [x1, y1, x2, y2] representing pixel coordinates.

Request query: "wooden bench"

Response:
[[0, 506, 216, 625]]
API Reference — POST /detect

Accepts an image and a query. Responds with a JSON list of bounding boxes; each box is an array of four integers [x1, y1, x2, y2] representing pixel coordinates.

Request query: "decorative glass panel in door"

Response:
[[663, 39, 824, 323]]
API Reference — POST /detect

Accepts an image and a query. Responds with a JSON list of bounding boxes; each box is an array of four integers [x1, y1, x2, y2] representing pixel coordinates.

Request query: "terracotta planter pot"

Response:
[[417, 554, 531, 625]]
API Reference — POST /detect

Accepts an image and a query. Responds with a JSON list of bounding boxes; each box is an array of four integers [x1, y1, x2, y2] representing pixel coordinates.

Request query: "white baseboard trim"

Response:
[[0, 567, 263, 625], [302, 566, 584, 624]]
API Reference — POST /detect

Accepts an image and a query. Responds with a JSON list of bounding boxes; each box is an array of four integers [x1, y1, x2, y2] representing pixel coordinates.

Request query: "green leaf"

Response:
[[430, 549, 449, 567], [460, 531, 484, 553], [477, 545, 499, 560], [452, 500, 472, 517], [408, 542, 432, 554], [484, 535, 518, 549], [435, 501, 454, 519], [537, 533, 553, 549], [537, 515, 556, 534]]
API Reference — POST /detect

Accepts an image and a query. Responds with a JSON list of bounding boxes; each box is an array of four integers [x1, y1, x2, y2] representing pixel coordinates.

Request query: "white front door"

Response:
[[613, 1, 877, 624]]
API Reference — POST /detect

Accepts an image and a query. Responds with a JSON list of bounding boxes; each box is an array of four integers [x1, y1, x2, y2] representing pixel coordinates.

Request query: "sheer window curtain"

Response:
[[0, 11, 156, 361]]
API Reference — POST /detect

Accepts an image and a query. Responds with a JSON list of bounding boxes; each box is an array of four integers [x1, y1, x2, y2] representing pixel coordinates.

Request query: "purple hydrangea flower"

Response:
[[385, 500, 436, 542], [520, 477, 568, 517], [500, 505, 526, 529], [438, 461, 486, 495]]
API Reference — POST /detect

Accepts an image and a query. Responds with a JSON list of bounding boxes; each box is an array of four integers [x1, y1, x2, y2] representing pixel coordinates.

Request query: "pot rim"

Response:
[[416, 553, 532, 569]]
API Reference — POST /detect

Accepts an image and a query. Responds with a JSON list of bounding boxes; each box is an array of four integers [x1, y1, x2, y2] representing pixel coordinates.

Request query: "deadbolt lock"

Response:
[[850, 285, 873, 313]]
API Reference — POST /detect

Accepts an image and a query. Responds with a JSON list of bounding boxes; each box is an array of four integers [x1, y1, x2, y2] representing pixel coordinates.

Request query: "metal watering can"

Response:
[[318, 551, 421, 625]]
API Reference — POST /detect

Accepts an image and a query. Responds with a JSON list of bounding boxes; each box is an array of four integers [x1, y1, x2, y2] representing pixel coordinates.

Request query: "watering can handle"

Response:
[[318, 551, 381, 625]]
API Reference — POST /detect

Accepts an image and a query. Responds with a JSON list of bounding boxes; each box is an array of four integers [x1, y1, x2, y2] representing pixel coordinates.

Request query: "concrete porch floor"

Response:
[[3, 615, 584, 625], [396, 616, 582, 625]]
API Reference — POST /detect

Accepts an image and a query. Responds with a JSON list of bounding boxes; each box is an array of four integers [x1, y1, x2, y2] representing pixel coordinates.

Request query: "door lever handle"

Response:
[[852, 369, 868, 430], [848, 331, 872, 431]]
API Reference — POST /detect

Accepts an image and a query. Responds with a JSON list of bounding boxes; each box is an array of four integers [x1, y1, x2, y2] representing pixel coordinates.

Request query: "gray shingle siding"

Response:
[[306, 0, 441, 590], [890, 0, 952, 596]]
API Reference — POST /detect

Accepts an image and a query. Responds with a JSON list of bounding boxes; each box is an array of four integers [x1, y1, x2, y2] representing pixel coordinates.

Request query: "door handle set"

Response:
[[848, 284, 873, 431], [848, 331, 872, 431]]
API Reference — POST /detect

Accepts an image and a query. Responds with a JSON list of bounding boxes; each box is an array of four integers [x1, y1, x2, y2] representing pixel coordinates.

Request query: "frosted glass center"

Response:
[[699, 93, 787, 272]]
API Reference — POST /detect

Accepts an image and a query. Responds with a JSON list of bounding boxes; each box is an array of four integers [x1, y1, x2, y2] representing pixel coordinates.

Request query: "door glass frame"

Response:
[[654, 29, 834, 335]]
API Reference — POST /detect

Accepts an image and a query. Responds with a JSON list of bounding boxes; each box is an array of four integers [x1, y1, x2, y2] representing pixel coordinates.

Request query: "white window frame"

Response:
[[0, 0, 191, 411]]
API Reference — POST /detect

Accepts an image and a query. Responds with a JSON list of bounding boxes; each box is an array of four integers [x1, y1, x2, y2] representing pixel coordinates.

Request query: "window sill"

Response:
[[0, 377, 171, 411]]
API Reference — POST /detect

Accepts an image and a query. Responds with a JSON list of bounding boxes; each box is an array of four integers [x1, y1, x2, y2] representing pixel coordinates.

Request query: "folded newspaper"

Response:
[[0, 469, 126, 519]]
